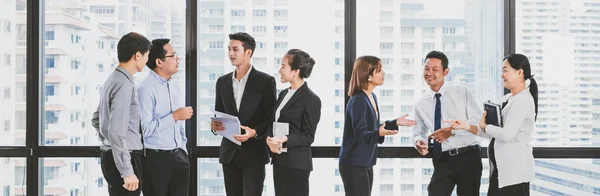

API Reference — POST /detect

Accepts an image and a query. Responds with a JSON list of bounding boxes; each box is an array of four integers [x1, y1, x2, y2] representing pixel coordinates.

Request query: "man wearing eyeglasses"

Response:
[[137, 38, 193, 196]]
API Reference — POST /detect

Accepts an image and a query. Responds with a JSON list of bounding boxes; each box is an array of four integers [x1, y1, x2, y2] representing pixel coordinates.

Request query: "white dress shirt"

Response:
[[478, 90, 536, 188], [275, 89, 296, 121], [413, 83, 483, 151], [232, 66, 252, 111]]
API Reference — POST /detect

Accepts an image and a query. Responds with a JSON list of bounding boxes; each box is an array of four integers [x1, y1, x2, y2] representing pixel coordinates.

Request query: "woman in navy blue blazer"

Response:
[[338, 56, 417, 196]]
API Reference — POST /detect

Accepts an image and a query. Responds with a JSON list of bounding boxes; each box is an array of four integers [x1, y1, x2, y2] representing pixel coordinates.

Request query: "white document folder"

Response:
[[211, 111, 241, 145], [273, 122, 289, 152]]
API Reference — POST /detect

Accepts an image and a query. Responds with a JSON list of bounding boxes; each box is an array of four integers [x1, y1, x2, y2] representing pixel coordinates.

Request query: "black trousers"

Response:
[[339, 163, 374, 196], [272, 164, 311, 196], [428, 149, 482, 196], [100, 151, 143, 196], [142, 148, 190, 196], [222, 160, 266, 196], [488, 166, 530, 196]]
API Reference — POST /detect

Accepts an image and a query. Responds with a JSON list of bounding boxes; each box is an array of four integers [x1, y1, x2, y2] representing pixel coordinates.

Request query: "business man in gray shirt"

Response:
[[92, 32, 152, 196]]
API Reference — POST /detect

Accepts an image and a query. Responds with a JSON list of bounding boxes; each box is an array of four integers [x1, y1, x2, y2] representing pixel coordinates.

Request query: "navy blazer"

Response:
[[338, 91, 398, 167], [270, 82, 322, 171]]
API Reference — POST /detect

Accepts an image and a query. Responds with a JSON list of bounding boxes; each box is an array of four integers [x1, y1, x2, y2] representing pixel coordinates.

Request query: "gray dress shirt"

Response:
[[91, 66, 143, 178]]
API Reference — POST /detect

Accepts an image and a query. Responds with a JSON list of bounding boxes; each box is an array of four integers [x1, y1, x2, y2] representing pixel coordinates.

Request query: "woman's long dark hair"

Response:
[[504, 53, 538, 120]]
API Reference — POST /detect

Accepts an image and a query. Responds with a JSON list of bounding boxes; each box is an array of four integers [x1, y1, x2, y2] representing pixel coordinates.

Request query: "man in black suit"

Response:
[[211, 32, 277, 196]]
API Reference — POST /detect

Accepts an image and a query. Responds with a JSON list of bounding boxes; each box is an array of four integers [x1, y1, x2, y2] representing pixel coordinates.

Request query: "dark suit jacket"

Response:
[[270, 82, 321, 171], [338, 90, 398, 167], [214, 67, 277, 166]]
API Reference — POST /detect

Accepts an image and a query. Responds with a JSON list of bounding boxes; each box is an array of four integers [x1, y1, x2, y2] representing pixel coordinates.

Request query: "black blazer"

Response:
[[270, 82, 321, 171], [214, 67, 277, 166], [338, 91, 398, 167]]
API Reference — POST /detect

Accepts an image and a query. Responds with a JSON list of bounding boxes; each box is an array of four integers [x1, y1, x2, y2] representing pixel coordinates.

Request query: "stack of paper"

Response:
[[211, 111, 242, 145]]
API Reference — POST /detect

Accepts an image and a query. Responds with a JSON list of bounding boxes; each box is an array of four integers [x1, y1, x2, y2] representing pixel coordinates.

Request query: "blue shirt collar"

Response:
[[149, 70, 170, 86]]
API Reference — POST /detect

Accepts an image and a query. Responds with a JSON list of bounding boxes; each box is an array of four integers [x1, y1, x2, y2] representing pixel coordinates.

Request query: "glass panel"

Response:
[[198, 158, 491, 195], [356, 0, 504, 146], [41, 158, 106, 196], [0, 158, 26, 196], [516, 0, 600, 147], [1, 0, 26, 146], [199, 158, 600, 195], [196, 0, 345, 146], [531, 159, 600, 195], [41, 0, 186, 146]]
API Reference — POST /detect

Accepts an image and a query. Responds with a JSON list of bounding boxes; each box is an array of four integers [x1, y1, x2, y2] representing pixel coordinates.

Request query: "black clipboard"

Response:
[[484, 101, 503, 127]]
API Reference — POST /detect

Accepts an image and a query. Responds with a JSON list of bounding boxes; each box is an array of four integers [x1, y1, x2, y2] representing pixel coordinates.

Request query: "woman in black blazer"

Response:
[[266, 49, 321, 196], [338, 56, 417, 196]]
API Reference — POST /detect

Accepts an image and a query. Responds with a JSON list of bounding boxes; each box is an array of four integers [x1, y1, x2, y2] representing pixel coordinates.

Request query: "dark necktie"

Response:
[[432, 93, 442, 159]]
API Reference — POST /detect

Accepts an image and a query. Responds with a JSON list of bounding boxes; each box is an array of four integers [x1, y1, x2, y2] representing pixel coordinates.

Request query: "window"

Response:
[[4, 54, 10, 66], [3, 185, 8, 196], [422, 43, 435, 53], [442, 27, 456, 34], [3, 87, 9, 99], [381, 26, 393, 35], [196, 2, 344, 194], [380, 184, 393, 192], [231, 10, 245, 17], [70, 189, 79, 196], [335, 74, 341, 81], [401, 42, 414, 54], [401, 27, 414, 38], [231, 25, 245, 33], [4, 20, 10, 33], [71, 162, 80, 172], [274, 25, 288, 33], [253, 9, 267, 18], [335, 26, 342, 34], [334, 121, 340, 129], [253, 25, 267, 33], [274, 42, 287, 49], [96, 178, 104, 187], [380, 89, 393, 97], [399, 137, 409, 145], [3, 120, 9, 131], [208, 25, 224, 33], [334, 137, 341, 144], [380, 42, 393, 50], [274, 10, 288, 20], [334, 89, 342, 97], [422, 27, 435, 38], [335, 105, 341, 113], [335, 184, 343, 192], [45, 85, 55, 97], [380, 11, 392, 23], [208, 41, 223, 49], [45, 57, 55, 68], [354, 1, 504, 193]]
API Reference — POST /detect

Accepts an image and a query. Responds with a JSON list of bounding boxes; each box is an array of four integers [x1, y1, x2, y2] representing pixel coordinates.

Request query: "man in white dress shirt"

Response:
[[413, 51, 483, 196]]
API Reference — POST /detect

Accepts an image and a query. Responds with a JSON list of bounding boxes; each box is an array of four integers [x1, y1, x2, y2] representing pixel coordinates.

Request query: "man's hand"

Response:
[[428, 127, 453, 143], [173, 106, 193, 121], [378, 124, 399, 137], [234, 126, 257, 142], [122, 174, 139, 191], [396, 114, 418, 126], [211, 120, 224, 131], [415, 140, 429, 156]]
